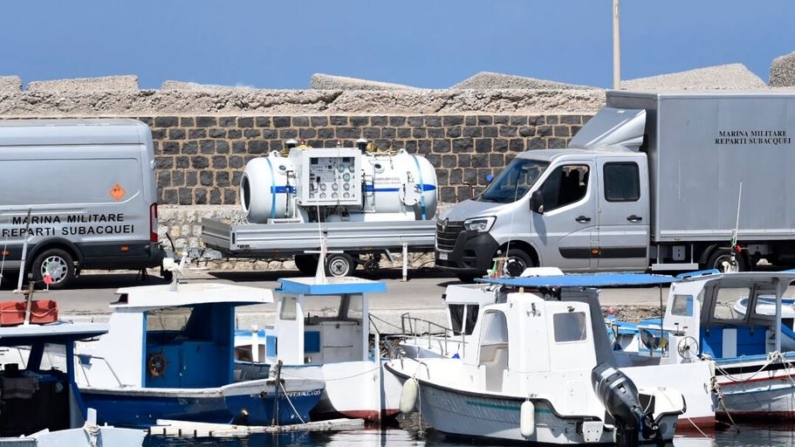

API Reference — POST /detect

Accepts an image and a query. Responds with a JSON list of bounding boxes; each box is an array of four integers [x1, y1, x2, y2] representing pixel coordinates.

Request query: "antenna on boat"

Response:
[[0, 236, 7, 287], [726, 181, 743, 273], [12, 209, 37, 325], [16, 209, 33, 293]]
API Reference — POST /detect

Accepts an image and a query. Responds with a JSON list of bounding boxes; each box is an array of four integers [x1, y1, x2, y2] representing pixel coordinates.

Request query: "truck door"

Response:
[[595, 155, 650, 270], [532, 162, 596, 270]]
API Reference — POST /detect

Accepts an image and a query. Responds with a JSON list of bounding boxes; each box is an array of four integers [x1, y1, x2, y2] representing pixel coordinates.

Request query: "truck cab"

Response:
[[436, 149, 649, 280], [436, 108, 650, 281]]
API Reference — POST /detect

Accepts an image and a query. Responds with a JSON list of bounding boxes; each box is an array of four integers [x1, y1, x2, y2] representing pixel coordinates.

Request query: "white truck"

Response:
[[0, 119, 167, 289], [201, 140, 438, 276], [435, 91, 795, 280]]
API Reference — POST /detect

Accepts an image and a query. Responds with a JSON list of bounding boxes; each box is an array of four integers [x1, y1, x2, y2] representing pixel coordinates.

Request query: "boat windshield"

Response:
[[477, 159, 549, 204]]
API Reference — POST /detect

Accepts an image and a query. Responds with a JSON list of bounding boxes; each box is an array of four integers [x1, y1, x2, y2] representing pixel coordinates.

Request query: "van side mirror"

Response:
[[530, 190, 544, 214]]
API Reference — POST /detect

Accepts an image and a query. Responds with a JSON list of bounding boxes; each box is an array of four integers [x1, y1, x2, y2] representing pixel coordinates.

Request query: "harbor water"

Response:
[[144, 414, 795, 447]]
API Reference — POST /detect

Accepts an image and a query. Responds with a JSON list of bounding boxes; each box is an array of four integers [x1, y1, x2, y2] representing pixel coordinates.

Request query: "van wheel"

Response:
[[32, 249, 75, 290], [705, 248, 747, 273], [503, 249, 534, 277], [294, 255, 319, 275], [325, 253, 355, 277]]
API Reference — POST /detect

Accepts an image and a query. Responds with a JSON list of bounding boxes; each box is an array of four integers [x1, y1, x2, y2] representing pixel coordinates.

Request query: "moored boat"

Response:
[[385, 273, 690, 445], [235, 275, 402, 423], [70, 279, 324, 428]]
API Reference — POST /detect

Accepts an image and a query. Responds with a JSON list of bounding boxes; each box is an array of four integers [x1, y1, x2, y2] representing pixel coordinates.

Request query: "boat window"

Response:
[[553, 312, 587, 342], [280, 296, 298, 321], [478, 159, 549, 204], [671, 295, 694, 317], [712, 287, 750, 321], [147, 306, 192, 331], [449, 304, 479, 335], [342, 294, 363, 321], [479, 311, 508, 345]]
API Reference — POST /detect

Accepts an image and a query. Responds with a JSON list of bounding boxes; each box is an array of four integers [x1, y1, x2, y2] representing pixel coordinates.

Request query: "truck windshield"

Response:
[[478, 159, 549, 203]]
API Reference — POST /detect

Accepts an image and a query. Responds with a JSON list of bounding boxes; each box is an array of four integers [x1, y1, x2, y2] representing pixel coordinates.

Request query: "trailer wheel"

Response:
[[32, 248, 75, 290], [503, 249, 534, 277], [364, 258, 380, 275], [326, 253, 355, 277], [706, 249, 747, 272], [294, 255, 319, 276]]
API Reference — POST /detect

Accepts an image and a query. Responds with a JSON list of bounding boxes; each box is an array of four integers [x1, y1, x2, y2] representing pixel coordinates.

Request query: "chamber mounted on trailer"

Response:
[[240, 139, 438, 224]]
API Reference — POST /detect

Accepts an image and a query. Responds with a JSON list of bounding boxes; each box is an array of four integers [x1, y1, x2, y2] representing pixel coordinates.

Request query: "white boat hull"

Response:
[[715, 358, 795, 421], [281, 360, 402, 422]]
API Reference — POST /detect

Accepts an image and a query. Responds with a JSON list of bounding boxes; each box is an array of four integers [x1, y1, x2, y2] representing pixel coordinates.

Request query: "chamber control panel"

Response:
[[290, 148, 361, 206]]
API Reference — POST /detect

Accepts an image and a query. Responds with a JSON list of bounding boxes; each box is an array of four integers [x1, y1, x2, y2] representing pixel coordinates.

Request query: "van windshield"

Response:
[[478, 159, 549, 203]]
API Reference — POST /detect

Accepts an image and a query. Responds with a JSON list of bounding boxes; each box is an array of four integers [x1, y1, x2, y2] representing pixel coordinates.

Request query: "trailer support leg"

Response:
[[402, 243, 408, 282]]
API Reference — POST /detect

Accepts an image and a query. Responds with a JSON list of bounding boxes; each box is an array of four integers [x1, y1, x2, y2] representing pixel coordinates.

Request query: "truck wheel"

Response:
[[503, 249, 534, 277], [32, 248, 75, 290], [294, 255, 319, 276], [706, 249, 747, 272], [326, 253, 355, 277]]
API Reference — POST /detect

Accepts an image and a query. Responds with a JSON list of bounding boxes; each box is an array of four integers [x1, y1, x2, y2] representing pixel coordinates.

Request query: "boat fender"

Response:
[[520, 400, 535, 438], [399, 377, 419, 413]]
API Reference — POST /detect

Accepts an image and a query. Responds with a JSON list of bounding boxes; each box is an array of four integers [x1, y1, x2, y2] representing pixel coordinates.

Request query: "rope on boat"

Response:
[[82, 421, 100, 447], [712, 351, 794, 383], [278, 380, 307, 425], [711, 378, 740, 433]]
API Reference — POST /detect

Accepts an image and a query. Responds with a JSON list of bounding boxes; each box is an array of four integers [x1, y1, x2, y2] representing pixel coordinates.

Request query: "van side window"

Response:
[[540, 165, 589, 212], [604, 162, 640, 202]]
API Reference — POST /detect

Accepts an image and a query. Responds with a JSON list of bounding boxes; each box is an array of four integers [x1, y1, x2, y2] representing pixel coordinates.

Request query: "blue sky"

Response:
[[2, 0, 793, 90]]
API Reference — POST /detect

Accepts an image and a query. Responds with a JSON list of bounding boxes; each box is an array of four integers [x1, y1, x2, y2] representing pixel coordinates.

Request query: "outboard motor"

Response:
[[591, 362, 658, 447]]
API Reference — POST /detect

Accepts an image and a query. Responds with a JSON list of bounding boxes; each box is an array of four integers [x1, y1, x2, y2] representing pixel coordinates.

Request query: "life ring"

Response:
[[147, 353, 167, 377]]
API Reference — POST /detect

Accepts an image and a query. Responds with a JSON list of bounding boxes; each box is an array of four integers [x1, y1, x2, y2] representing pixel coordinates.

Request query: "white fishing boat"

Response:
[[629, 270, 795, 423], [385, 274, 691, 446], [235, 275, 402, 423]]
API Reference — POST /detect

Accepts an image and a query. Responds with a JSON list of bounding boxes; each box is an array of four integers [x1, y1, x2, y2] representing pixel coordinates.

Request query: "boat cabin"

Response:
[[266, 277, 386, 366], [664, 271, 795, 362], [77, 282, 272, 389], [0, 317, 108, 437]]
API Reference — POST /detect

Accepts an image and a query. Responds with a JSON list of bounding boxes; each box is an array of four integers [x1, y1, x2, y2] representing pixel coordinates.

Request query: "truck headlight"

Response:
[[463, 217, 496, 233]]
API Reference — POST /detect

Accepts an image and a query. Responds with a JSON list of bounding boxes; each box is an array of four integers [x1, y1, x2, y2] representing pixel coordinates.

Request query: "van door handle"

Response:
[[575, 216, 591, 223], [627, 215, 643, 222]]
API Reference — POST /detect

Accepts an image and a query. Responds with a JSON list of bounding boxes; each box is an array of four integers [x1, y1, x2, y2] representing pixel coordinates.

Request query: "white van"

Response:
[[0, 119, 166, 289]]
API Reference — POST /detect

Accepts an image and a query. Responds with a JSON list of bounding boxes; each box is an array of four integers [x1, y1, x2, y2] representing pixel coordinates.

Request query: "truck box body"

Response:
[[605, 91, 795, 243], [0, 119, 165, 288]]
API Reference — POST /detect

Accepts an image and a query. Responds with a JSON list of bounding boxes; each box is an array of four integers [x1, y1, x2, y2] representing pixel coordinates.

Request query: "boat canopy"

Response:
[[477, 273, 679, 288]]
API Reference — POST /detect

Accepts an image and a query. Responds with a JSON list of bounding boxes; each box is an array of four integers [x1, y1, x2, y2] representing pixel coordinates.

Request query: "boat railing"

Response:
[[398, 312, 464, 358], [74, 353, 125, 387]]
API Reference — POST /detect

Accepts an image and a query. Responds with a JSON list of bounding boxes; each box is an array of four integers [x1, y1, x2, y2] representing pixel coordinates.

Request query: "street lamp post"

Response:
[[612, 0, 621, 90]]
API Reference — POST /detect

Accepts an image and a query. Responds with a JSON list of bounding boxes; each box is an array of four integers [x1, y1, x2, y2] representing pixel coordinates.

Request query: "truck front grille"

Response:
[[436, 220, 463, 251]]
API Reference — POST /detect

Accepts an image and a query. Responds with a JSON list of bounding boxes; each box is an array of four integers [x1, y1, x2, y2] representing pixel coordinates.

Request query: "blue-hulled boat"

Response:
[[69, 280, 324, 428]]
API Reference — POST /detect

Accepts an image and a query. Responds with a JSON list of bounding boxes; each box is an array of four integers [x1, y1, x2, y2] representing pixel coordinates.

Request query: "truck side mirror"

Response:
[[530, 190, 544, 214]]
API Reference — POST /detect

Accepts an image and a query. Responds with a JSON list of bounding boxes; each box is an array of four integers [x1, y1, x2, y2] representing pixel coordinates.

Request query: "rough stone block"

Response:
[[27, 75, 139, 93]]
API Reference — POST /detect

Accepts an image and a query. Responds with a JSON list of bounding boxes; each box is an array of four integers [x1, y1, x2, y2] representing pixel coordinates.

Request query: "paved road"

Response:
[[0, 267, 671, 320]]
